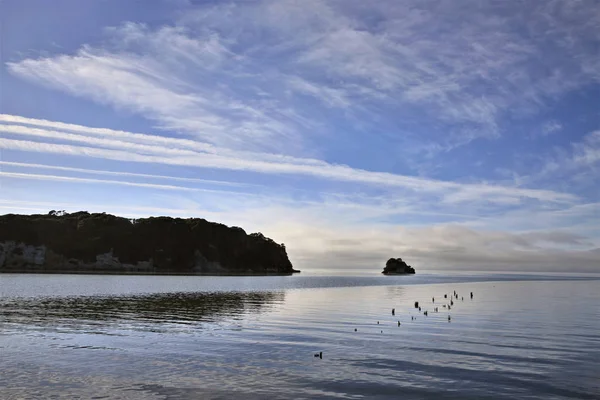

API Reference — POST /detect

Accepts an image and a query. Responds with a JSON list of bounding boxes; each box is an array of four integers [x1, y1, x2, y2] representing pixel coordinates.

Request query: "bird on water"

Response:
[[314, 352, 322, 359]]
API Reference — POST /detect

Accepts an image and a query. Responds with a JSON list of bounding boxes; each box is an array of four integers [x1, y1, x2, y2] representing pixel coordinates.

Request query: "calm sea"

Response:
[[1, 271, 599, 399]]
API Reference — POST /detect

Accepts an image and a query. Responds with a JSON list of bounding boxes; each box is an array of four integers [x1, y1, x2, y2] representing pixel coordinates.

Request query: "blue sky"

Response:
[[1, 0, 599, 272]]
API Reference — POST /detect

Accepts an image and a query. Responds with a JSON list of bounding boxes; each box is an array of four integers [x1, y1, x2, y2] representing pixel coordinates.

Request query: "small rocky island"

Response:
[[382, 257, 416, 275], [0, 211, 299, 275]]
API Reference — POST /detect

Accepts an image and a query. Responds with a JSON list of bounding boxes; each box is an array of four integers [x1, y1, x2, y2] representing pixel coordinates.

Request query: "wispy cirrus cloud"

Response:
[[572, 131, 600, 167], [0, 171, 239, 193], [7, 0, 600, 153], [0, 115, 578, 204], [7, 45, 304, 152], [539, 130, 600, 177], [0, 161, 250, 187]]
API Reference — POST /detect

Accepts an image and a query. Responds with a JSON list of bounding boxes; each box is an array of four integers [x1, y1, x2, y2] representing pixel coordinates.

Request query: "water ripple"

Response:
[[1, 275, 598, 399]]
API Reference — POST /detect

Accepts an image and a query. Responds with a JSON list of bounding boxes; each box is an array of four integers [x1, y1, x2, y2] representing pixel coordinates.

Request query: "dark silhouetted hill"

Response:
[[0, 211, 298, 275], [382, 257, 416, 274]]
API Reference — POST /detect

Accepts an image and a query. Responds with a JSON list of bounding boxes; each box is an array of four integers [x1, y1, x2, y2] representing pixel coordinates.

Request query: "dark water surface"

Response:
[[1, 272, 599, 399]]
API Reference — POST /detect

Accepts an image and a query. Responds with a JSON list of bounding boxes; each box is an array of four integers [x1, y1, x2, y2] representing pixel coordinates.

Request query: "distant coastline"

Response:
[[0, 211, 299, 276], [0, 269, 299, 276]]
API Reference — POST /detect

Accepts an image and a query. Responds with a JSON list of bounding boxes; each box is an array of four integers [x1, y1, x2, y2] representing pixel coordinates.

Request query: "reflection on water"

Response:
[[0, 291, 284, 333], [1, 275, 599, 399]]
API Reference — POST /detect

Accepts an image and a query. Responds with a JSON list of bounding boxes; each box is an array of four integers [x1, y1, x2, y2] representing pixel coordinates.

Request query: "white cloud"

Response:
[[0, 171, 237, 193], [107, 23, 232, 69], [540, 130, 600, 175], [286, 76, 350, 108], [572, 131, 600, 167], [7, 0, 600, 153], [0, 161, 251, 187], [0, 118, 578, 204], [6, 45, 302, 152]]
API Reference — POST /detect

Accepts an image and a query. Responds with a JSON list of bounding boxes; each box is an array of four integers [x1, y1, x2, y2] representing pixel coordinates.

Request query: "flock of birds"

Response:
[[314, 290, 474, 359]]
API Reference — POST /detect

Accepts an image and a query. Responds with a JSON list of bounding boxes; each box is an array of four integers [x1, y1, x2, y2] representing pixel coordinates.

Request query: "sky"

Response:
[[0, 0, 599, 273]]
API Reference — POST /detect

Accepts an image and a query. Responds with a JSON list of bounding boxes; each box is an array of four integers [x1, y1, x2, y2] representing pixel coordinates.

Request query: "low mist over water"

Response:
[[1, 272, 598, 399]]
